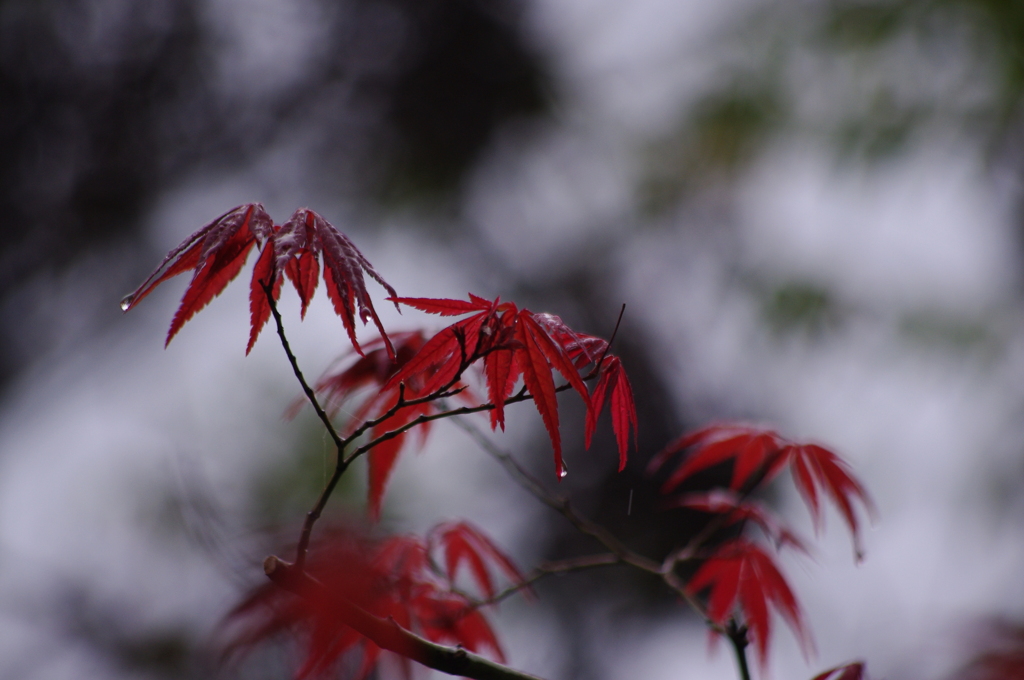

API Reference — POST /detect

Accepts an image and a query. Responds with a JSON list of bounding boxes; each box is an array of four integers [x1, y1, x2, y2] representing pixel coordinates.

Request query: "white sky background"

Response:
[[3, 0, 1024, 679]]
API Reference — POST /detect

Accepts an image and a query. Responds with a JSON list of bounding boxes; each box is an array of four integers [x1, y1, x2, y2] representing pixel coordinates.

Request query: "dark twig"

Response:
[[467, 554, 622, 608], [726, 620, 752, 680], [263, 281, 344, 452], [337, 332, 485, 447], [262, 282, 352, 569], [295, 456, 353, 570], [342, 383, 466, 445], [594, 303, 626, 369], [288, 334, 575, 564], [340, 333, 614, 466]]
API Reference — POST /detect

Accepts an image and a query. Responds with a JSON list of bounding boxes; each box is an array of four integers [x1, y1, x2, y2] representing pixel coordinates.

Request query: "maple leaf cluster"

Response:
[[123, 204, 638, 517], [649, 424, 876, 669], [227, 521, 526, 679], [299, 296, 638, 519], [121, 203, 398, 356], [386, 296, 637, 475], [652, 424, 876, 557]]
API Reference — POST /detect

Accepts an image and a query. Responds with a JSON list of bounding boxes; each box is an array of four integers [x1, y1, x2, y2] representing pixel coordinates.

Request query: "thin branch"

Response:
[[726, 620, 752, 680], [263, 281, 344, 452], [262, 283, 353, 569], [342, 385, 531, 466], [295, 352, 573, 562], [289, 349, 560, 563], [264, 556, 547, 680], [264, 285, 484, 567], [447, 414, 722, 633], [339, 334, 614, 468], [467, 554, 622, 608], [295, 453, 353, 570], [344, 404, 488, 465], [594, 303, 626, 369], [342, 383, 466, 446]]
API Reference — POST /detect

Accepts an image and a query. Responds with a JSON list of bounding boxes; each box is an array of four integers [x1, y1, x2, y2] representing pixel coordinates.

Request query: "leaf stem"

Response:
[[594, 303, 626, 369]]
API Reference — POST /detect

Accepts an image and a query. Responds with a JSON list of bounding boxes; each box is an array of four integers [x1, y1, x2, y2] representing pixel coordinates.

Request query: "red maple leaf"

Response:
[[364, 399, 436, 521], [584, 355, 637, 471], [383, 296, 509, 404], [428, 521, 531, 601], [272, 208, 400, 359], [120, 203, 275, 348], [225, 523, 521, 678], [687, 538, 811, 669], [650, 424, 876, 558], [122, 204, 399, 357], [649, 424, 789, 492], [388, 295, 636, 478]]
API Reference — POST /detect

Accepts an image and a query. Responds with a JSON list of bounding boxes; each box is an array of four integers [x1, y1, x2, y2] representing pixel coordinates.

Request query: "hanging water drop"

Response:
[[119, 295, 135, 312], [558, 463, 568, 479]]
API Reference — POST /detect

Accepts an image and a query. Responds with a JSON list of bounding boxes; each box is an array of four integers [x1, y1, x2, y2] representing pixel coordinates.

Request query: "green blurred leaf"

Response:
[[760, 281, 838, 337], [820, 2, 908, 48], [639, 86, 783, 214], [899, 312, 998, 353]]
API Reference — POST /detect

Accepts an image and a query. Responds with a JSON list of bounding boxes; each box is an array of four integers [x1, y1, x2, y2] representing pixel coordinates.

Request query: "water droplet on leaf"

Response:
[[119, 295, 134, 312], [558, 464, 568, 479]]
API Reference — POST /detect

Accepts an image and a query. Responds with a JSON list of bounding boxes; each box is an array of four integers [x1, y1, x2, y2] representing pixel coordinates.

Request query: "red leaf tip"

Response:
[[811, 662, 866, 680]]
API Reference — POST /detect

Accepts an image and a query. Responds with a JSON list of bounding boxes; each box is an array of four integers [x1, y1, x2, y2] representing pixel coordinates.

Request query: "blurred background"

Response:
[[4, 0, 1024, 678]]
